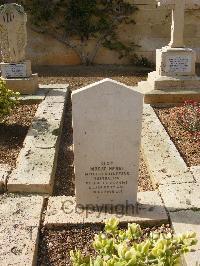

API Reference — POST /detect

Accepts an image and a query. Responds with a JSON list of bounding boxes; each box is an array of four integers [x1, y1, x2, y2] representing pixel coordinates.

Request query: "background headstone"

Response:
[[72, 79, 143, 207], [0, 3, 38, 94], [0, 3, 27, 63]]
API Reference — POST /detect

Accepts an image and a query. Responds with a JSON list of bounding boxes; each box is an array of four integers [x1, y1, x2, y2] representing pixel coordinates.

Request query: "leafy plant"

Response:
[[25, 0, 138, 65], [0, 79, 19, 121], [131, 54, 155, 68], [70, 217, 197, 266], [176, 100, 200, 139], [25, 0, 58, 26]]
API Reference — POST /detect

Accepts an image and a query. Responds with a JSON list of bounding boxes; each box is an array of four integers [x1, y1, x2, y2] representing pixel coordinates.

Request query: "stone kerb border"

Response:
[[0, 85, 54, 194], [0, 164, 10, 193], [0, 194, 44, 266], [43, 191, 169, 228], [6, 84, 69, 194], [142, 104, 200, 266]]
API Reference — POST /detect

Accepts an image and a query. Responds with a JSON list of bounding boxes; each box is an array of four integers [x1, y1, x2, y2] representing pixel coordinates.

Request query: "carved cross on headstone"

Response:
[[157, 0, 200, 48]]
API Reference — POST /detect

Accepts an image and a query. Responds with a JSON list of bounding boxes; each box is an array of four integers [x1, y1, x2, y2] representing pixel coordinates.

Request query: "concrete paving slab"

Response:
[[142, 104, 194, 185], [23, 101, 65, 149], [44, 191, 168, 228], [183, 249, 200, 266], [134, 82, 200, 104], [170, 210, 200, 251], [18, 87, 49, 103], [39, 83, 69, 90], [0, 194, 44, 266], [159, 183, 200, 211], [7, 87, 68, 194], [8, 147, 57, 194], [44, 86, 69, 103]]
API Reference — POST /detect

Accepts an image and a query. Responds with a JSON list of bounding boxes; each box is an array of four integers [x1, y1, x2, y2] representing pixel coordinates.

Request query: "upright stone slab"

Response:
[[0, 3, 38, 94], [72, 79, 143, 207]]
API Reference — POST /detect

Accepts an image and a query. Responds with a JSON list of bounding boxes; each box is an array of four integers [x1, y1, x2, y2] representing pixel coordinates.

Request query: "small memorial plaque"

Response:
[[1, 63, 27, 78], [72, 79, 143, 207], [166, 55, 192, 73]]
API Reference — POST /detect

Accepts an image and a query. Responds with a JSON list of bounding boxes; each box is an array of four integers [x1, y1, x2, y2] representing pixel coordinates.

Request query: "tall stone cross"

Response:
[[157, 0, 200, 48]]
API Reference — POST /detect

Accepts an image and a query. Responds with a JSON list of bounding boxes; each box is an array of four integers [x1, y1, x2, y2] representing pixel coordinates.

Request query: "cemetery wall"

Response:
[[26, 0, 200, 65]]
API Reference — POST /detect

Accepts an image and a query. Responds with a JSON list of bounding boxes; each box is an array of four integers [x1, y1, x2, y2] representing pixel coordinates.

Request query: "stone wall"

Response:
[[26, 0, 200, 65]]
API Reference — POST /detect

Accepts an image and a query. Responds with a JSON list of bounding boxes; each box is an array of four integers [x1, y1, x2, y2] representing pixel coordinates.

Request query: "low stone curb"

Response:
[[44, 191, 168, 228], [170, 210, 200, 266], [142, 104, 195, 186], [133, 82, 200, 104], [0, 164, 10, 193], [0, 194, 44, 266], [18, 86, 49, 104], [7, 85, 69, 194], [141, 104, 200, 265]]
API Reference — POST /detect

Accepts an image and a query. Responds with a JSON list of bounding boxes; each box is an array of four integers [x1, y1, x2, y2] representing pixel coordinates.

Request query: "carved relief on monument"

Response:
[[0, 4, 27, 63]]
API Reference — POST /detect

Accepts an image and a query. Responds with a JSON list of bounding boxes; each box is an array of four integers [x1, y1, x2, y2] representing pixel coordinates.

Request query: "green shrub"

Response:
[[0, 79, 20, 121], [70, 217, 197, 266]]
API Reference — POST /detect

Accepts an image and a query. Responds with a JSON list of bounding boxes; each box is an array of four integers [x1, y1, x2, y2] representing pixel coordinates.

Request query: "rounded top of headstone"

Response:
[[0, 3, 25, 15]]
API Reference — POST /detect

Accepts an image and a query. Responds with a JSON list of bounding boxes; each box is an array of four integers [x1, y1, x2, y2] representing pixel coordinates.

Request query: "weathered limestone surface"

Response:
[[72, 79, 143, 206], [1, 73, 38, 94], [183, 249, 200, 266], [141, 104, 194, 185], [170, 210, 200, 252], [141, 104, 200, 265], [18, 86, 49, 103], [190, 166, 200, 183], [7, 87, 68, 194], [134, 83, 200, 104], [0, 164, 10, 192], [44, 191, 168, 227], [147, 71, 200, 90], [0, 194, 44, 265], [159, 183, 200, 210]]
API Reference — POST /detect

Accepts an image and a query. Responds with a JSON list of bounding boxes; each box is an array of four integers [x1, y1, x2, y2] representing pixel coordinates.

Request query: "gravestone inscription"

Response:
[[1, 63, 27, 78], [72, 79, 143, 207], [165, 55, 192, 73]]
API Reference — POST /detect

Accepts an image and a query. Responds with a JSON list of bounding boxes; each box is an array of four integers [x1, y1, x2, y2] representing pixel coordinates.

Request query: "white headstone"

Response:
[[72, 79, 143, 207], [0, 3, 27, 63]]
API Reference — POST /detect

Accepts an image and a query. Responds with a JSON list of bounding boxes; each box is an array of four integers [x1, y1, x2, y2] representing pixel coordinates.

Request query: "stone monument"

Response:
[[138, 0, 200, 103], [0, 3, 38, 94], [72, 79, 143, 207]]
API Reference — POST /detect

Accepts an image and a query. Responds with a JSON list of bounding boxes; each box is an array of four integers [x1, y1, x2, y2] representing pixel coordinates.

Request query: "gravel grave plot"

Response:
[[154, 106, 200, 167], [53, 92, 154, 196], [37, 223, 172, 266], [37, 65, 147, 90], [0, 104, 38, 168]]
